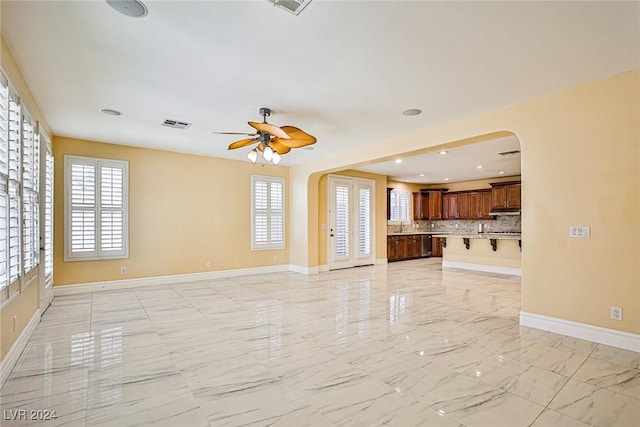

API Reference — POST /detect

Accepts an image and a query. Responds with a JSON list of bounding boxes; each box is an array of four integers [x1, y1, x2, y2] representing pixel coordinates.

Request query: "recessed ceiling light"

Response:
[[420, 174, 425, 177], [439, 150, 448, 155], [402, 109, 421, 116], [395, 159, 402, 164], [499, 171, 505, 175], [107, 0, 148, 18], [476, 165, 483, 169], [444, 178, 449, 181], [100, 108, 122, 116]]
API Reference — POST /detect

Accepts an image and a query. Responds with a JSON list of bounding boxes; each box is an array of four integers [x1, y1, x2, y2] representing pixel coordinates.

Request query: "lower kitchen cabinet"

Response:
[[387, 235, 431, 262], [431, 237, 443, 257]]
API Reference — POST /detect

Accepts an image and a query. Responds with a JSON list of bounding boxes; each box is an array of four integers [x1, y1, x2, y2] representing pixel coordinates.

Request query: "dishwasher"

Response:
[[421, 235, 432, 257]]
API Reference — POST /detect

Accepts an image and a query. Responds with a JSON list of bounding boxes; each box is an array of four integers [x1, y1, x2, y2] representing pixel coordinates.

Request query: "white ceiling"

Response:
[[357, 135, 521, 184], [2, 1, 638, 175]]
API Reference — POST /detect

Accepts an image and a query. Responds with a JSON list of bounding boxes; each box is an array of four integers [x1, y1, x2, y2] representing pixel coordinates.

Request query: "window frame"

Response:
[[388, 189, 411, 224], [251, 175, 285, 251], [64, 155, 129, 261]]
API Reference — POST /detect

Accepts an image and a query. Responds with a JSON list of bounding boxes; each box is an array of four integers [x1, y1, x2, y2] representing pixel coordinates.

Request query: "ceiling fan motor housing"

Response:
[[259, 107, 271, 119]]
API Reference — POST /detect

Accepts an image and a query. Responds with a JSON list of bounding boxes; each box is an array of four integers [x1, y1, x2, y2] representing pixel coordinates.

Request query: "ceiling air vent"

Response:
[[498, 150, 521, 157], [161, 119, 191, 130], [264, 0, 312, 16]]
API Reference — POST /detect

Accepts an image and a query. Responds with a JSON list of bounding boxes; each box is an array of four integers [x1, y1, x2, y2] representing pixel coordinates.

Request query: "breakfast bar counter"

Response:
[[433, 233, 522, 276]]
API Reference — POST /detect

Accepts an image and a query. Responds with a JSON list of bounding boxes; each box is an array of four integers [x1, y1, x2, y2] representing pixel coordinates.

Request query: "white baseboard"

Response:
[[520, 311, 640, 353], [54, 264, 293, 296], [288, 264, 319, 275], [1, 308, 41, 387], [375, 258, 388, 266], [443, 260, 521, 276]]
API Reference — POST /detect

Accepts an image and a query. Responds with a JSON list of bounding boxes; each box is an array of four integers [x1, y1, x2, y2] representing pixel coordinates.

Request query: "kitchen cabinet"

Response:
[[413, 190, 445, 220], [468, 190, 493, 219], [490, 182, 521, 210], [387, 234, 427, 262], [443, 192, 469, 219], [432, 237, 443, 257]]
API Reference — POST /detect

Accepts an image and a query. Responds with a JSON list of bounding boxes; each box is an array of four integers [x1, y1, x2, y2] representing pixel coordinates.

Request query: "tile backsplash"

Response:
[[388, 216, 521, 234]]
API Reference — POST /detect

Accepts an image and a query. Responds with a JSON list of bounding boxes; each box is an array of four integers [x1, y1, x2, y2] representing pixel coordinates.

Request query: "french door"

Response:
[[39, 133, 53, 312], [328, 176, 375, 270]]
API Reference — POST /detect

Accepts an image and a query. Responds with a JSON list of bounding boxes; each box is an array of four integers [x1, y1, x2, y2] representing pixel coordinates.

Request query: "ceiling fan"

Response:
[[213, 108, 317, 164]]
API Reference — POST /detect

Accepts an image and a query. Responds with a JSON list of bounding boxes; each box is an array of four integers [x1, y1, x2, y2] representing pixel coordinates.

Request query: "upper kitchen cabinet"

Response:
[[490, 181, 521, 210], [469, 190, 493, 219], [413, 189, 445, 220], [443, 191, 469, 219]]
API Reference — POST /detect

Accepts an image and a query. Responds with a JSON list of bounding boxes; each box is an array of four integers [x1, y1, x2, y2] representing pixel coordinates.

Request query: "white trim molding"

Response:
[[55, 265, 292, 296], [288, 264, 319, 275], [1, 308, 41, 387], [520, 311, 640, 353], [375, 258, 388, 266], [443, 260, 521, 276], [318, 264, 329, 273]]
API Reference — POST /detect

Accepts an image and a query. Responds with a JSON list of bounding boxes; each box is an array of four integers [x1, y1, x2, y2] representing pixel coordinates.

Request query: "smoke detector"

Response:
[[265, 0, 313, 16]]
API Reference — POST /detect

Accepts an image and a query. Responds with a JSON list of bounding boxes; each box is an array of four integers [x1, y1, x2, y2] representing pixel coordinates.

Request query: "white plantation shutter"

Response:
[[335, 184, 350, 257], [65, 156, 128, 260], [358, 187, 371, 256], [7, 88, 21, 286], [389, 190, 410, 222], [0, 73, 8, 294], [44, 151, 54, 276], [21, 111, 38, 273], [251, 175, 285, 250], [8, 181, 20, 283]]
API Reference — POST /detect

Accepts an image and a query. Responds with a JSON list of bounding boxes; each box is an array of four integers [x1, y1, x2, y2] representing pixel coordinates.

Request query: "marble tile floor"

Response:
[[1, 258, 639, 427]]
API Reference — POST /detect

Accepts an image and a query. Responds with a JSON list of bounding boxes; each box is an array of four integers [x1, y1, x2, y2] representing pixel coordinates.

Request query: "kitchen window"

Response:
[[64, 155, 129, 261], [388, 189, 410, 223], [251, 175, 285, 250]]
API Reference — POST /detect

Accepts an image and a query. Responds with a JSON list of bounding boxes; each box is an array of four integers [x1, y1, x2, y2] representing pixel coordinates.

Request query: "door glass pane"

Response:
[[335, 185, 349, 257], [359, 188, 371, 255]]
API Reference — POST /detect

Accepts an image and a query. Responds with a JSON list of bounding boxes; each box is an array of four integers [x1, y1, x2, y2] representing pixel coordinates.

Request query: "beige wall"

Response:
[[0, 38, 51, 360], [317, 170, 386, 266], [290, 71, 639, 335], [53, 137, 289, 285]]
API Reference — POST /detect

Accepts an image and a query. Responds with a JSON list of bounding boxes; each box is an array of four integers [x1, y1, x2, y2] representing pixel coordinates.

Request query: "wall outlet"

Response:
[[455, 223, 459, 228], [120, 266, 127, 275], [431, 223, 435, 229], [13, 315, 17, 332], [611, 306, 623, 321], [569, 226, 590, 238], [206, 261, 212, 269]]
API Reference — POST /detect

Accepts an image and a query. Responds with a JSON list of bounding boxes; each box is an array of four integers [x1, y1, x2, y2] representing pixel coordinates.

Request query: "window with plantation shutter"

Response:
[[335, 184, 350, 257], [22, 111, 39, 273], [7, 88, 21, 287], [64, 155, 128, 261], [251, 175, 285, 250], [388, 189, 410, 223]]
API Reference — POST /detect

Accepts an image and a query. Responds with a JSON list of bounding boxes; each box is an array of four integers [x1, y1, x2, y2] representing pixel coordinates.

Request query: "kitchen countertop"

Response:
[[431, 233, 522, 240], [387, 231, 451, 236]]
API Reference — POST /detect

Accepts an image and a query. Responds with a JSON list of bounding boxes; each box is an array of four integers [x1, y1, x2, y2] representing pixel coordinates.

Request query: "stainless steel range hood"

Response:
[[489, 209, 521, 216]]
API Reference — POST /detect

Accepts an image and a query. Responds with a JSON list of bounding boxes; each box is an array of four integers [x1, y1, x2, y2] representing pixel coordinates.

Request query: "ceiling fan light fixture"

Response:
[[263, 146, 274, 161], [247, 149, 258, 164], [272, 152, 282, 165]]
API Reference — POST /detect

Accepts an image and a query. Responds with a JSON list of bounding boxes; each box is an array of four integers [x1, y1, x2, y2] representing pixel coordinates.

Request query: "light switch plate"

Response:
[[569, 226, 590, 238]]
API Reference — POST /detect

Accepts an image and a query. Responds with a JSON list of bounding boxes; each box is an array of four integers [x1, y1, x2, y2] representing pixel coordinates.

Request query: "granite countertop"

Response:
[[431, 233, 522, 240], [387, 231, 451, 236]]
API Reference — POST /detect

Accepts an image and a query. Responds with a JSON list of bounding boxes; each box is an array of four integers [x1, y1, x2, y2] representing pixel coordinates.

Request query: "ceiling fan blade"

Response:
[[213, 131, 257, 136], [248, 121, 290, 139], [277, 126, 317, 148], [228, 138, 258, 150], [269, 140, 292, 155]]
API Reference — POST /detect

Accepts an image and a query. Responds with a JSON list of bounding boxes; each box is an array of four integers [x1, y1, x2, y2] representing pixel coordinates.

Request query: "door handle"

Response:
[[330, 234, 334, 237]]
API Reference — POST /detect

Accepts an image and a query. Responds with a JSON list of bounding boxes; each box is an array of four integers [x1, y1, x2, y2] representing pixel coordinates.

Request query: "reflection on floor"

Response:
[[1, 258, 639, 426]]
